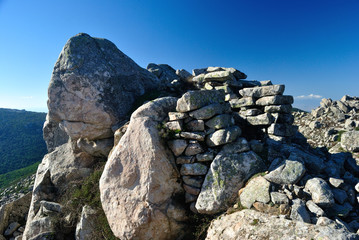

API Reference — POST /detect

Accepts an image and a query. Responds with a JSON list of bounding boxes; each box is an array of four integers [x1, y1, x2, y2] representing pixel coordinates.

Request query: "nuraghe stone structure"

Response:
[[162, 66, 297, 214]]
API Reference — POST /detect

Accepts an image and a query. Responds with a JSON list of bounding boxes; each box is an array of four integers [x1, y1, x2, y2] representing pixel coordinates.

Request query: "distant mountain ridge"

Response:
[[0, 108, 47, 175]]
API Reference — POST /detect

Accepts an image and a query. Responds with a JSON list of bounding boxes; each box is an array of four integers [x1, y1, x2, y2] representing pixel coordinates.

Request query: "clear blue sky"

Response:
[[1, 0, 358, 112]]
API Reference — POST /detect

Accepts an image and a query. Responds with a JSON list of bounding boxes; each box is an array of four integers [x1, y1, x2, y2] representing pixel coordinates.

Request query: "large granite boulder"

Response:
[[206, 209, 359, 240], [46, 33, 160, 141], [23, 141, 95, 239], [100, 97, 188, 240]]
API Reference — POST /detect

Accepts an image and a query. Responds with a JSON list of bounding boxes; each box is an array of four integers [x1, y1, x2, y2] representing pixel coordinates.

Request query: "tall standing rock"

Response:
[[46, 33, 160, 141], [100, 97, 188, 240]]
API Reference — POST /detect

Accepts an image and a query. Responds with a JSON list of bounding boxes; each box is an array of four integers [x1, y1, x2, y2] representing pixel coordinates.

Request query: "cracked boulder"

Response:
[[46, 33, 160, 141]]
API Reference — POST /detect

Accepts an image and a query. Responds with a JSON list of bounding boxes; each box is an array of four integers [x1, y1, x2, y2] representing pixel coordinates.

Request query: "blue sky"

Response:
[[0, 0, 358, 112]]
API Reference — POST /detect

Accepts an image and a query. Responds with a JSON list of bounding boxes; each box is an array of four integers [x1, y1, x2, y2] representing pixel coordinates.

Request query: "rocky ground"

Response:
[[2, 33, 359, 240]]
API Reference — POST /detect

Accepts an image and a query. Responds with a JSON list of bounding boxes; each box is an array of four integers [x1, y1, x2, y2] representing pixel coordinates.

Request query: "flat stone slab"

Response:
[[203, 70, 235, 82], [206, 126, 241, 147], [256, 95, 294, 106], [246, 113, 274, 126], [189, 103, 230, 120], [264, 104, 292, 113], [176, 90, 225, 112], [268, 123, 296, 137], [229, 97, 255, 108], [180, 163, 208, 175], [195, 151, 265, 214], [239, 84, 285, 98]]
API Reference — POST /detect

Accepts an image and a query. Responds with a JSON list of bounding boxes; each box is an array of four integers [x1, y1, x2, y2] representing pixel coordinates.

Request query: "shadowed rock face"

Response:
[[46, 33, 160, 141], [100, 97, 188, 240]]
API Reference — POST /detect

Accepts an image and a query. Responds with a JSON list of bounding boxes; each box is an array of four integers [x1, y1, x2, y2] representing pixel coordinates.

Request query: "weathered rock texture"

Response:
[[45, 33, 160, 142], [206, 209, 358, 240], [100, 97, 187, 240]]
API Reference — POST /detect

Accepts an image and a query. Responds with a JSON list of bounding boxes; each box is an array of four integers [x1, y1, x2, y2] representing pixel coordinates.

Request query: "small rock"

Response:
[[185, 142, 204, 156], [306, 200, 325, 217], [165, 120, 183, 131], [239, 84, 285, 98], [256, 95, 294, 106], [168, 139, 187, 156], [240, 176, 271, 209], [206, 126, 241, 147], [264, 105, 292, 113], [264, 159, 306, 185], [305, 178, 335, 207], [220, 137, 250, 154], [176, 90, 225, 112], [180, 163, 208, 176], [196, 152, 214, 162], [329, 177, 345, 188], [183, 184, 201, 195], [246, 113, 274, 126], [4, 222, 21, 237], [180, 132, 205, 141], [270, 192, 289, 205], [290, 199, 311, 223], [176, 156, 195, 164], [189, 103, 230, 120], [168, 112, 188, 121], [229, 97, 255, 108]]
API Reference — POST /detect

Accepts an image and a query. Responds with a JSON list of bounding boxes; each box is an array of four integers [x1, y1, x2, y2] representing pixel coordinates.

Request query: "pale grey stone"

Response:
[[203, 70, 235, 82], [306, 200, 325, 217], [75, 205, 97, 240], [196, 152, 214, 162], [264, 159, 305, 184], [168, 112, 188, 121], [240, 176, 271, 209], [270, 192, 289, 205], [99, 97, 186, 240], [47, 33, 160, 141], [176, 90, 225, 112], [264, 105, 292, 113], [205, 114, 234, 129], [168, 139, 187, 156], [180, 163, 208, 176], [329, 178, 345, 188], [229, 97, 255, 108], [241, 109, 262, 116], [239, 84, 285, 98], [76, 137, 113, 157], [196, 151, 265, 214], [341, 131, 359, 152], [176, 69, 192, 82], [290, 199, 311, 223], [246, 113, 274, 126], [260, 80, 272, 86], [180, 132, 205, 141], [256, 95, 294, 106], [305, 178, 335, 207], [206, 126, 241, 147], [220, 137, 250, 154], [165, 120, 183, 131], [189, 103, 230, 120], [206, 209, 358, 240], [185, 142, 204, 155]]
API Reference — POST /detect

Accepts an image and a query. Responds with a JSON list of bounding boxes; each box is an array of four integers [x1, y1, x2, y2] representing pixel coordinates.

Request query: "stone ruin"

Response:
[[161, 66, 297, 214]]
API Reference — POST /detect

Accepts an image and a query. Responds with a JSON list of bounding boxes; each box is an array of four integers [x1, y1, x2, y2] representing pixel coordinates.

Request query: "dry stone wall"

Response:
[[162, 66, 297, 214]]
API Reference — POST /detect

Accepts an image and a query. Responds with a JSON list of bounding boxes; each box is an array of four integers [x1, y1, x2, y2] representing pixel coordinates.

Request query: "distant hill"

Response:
[[0, 108, 47, 175]]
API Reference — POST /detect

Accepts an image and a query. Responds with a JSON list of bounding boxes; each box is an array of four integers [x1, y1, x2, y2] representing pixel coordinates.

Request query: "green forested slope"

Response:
[[0, 108, 47, 174]]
